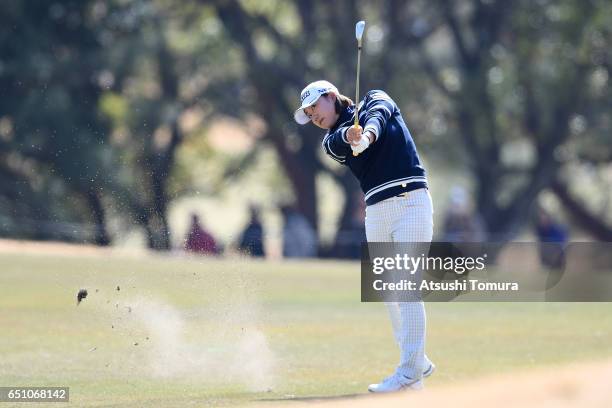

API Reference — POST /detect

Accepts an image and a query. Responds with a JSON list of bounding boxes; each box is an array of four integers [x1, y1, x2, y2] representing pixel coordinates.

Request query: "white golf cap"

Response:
[[294, 80, 339, 125]]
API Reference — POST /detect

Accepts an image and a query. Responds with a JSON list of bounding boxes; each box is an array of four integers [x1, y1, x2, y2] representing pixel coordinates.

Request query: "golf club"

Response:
[[353, 20, 366, 156]]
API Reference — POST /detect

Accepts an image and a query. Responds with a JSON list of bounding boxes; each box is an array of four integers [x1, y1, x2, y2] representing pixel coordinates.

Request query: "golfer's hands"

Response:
[[347, 125, 363, 145], [352, 135, 369, 155], [347, 125, 371, 155]]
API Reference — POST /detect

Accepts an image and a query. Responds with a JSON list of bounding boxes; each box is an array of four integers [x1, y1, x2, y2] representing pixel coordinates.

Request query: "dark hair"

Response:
[[322, 93, 354, 114]]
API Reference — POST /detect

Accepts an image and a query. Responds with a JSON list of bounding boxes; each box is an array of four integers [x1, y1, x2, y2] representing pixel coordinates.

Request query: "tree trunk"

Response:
[[552, 178, 612, 241], [85, 187, 111, 246]]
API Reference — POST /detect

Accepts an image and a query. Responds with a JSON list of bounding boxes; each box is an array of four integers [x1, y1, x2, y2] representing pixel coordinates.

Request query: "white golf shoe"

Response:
[[423, 362, 436, 378], [367, 373, 423, 393]]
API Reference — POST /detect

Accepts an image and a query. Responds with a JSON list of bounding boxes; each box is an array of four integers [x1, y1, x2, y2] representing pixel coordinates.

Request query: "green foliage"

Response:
[[0, 0, 117, 241], [1, 0, 610, 246]]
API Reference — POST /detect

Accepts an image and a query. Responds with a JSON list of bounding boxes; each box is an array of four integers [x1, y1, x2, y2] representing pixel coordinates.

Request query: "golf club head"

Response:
[[355, 21, 365, 41]]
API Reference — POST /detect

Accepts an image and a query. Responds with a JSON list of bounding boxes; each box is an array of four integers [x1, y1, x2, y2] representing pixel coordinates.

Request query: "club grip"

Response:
[[352, 124, 361, 156]]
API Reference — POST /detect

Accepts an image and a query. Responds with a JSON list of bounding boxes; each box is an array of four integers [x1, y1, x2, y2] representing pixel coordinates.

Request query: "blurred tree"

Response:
[[208, 0, 612, 245], [211, 0, 325, 233], [93, 1, 236, 249], [2, 0, 610, 251], [0, 0, 114, 244], [208, 0, 421, 241], [410, 0, 612, 239], [0, 0, 239, 249], [95, 2, 189, 250]]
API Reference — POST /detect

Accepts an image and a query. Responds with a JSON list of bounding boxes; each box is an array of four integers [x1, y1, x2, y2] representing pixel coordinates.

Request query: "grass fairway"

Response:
[[1, 248, 612, 407]]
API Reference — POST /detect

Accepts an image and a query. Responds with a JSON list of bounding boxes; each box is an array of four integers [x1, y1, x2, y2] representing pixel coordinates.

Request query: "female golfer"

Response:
[[294, 80, 435, 393]]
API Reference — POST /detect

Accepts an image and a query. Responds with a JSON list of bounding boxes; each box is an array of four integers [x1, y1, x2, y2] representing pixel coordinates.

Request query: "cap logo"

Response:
[[301, 90, 311, 102]]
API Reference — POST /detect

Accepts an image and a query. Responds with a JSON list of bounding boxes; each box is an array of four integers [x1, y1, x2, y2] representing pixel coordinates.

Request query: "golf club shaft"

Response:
[[352, 44, 362, 157], [353, 21, 365, 157], [354, 45, 361, 128]]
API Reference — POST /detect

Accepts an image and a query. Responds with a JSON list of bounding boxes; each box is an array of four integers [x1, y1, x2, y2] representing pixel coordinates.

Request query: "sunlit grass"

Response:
[[1, 251, 611, 407]]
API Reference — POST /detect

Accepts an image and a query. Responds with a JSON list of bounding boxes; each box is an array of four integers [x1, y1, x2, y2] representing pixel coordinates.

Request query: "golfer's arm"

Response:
[[322, 128, 352, 164], [362, 90, 396, 141]]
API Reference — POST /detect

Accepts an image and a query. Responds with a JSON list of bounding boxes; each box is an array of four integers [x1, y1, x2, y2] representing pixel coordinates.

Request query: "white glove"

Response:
[[351, 134, 370, 155]]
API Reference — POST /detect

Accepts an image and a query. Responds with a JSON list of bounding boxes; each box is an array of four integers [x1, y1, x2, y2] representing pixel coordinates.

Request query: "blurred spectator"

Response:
[[535, 207, 568, 269], [184, 213, 219, 255], [535, 207, 568, 243], [238, 205, 265, 257], [280, 204, 317, 258], [442, 186, 486, 242]]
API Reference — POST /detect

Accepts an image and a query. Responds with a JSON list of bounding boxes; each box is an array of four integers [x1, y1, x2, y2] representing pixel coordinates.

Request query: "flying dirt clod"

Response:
[[77, 289, 88, 305]]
